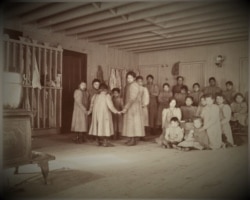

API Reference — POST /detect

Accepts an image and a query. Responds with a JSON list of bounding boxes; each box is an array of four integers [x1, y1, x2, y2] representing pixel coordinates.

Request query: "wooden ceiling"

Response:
[[3, 1, 249, 53]]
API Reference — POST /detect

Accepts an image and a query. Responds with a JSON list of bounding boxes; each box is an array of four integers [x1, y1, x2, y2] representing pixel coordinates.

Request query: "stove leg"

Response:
[[38, 161, 50, 184], [14, 166, 19, 174]]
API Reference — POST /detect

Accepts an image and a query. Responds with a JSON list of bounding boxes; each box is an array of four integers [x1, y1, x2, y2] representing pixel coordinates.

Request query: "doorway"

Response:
[[61, 49, 87, 133]]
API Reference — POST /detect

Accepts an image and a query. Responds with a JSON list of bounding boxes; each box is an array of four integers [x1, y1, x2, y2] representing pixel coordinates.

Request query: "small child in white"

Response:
[[177, 117, 209, 151], [162, 117, 184, 149]]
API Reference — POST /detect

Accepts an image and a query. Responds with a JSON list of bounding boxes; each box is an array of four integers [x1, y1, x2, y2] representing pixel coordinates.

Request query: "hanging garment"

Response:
[[115, 69, 122, 89], [25, 46, 31, 85], [109, 68, 116, 90], [97, 65, 104, 83], [31, 48, 42, 89], [171, 62, 180, 76]]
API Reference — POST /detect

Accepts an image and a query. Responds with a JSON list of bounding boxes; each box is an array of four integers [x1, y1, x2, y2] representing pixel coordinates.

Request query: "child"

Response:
[[155, 98, 181, 145], [190, 83, 203, 106], [230, 93, 248, 129], [177, 117, 209, 151], [216, 94, 235, 147], [88, 83, 120, 147], [71, 82, 89, 143], [174, 85, 188, 107], [222, 81, 237, 104], [195, 95, 206, 117], [162, 117, 184, 149], [111, 88, 124, 140], [181, 96, 197, 122], [136, 76, 150, 137], [200, 94, 222, 150], [157, 83, 173, 127]]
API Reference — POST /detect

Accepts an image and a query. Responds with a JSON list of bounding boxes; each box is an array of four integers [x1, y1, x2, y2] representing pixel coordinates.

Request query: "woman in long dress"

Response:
[[88, 83, 120, 147], [200, 94, 222, 150], [71, 82, 89, 143], [122, 71, 145, 146], [216, 94, 235, 147]]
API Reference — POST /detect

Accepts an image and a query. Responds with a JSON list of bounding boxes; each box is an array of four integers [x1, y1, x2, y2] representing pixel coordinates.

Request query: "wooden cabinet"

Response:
[[3, 35, 63, 132]]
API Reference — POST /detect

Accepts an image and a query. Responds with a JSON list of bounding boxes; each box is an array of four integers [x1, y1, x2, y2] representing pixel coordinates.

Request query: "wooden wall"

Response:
[[138, 41, 248, 94]]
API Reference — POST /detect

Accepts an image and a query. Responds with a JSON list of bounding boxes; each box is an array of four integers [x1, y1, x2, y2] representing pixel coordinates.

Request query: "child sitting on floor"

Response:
[[162, 117, 184, 149], [177, 117, 209, 151]]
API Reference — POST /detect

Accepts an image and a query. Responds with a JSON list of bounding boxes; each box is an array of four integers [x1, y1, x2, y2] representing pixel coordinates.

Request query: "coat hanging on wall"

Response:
[[171, 61, 180, 76], [97, 65, 104, 83]]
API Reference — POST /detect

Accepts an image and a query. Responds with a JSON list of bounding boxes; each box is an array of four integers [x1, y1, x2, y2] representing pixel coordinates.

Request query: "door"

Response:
[[61, 50, 87, 133], [239, 57, 248, 96]]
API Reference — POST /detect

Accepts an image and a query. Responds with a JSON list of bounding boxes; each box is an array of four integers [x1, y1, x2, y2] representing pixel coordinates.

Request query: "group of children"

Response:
[[71, 73, 248, 150], [160, 91, 247, 151]]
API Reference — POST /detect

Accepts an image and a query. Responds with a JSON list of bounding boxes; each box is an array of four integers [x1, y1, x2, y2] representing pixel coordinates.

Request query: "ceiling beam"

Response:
[[132, 38, 247, 53], [37, 2, 126, 28], [97, 11, 245, 44], [75, 1, 236, 39], [65, 2, 208, 35], [107, 16, 247, 47], [52, 2, 167, 32], [123, 32, 248, 52], [77, 20, 151, 39], [112, 23, 248, 49], [19, 3, 90, 23], [4, 3, 51, 19]]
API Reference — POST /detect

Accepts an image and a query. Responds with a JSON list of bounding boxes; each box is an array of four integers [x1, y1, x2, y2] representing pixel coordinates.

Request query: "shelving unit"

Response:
[[3, 35, 63, 131]]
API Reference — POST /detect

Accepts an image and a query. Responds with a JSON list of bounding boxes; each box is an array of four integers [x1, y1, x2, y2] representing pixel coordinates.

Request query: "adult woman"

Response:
[[122, 71, 145, 146], [71, 82, 89, 143]]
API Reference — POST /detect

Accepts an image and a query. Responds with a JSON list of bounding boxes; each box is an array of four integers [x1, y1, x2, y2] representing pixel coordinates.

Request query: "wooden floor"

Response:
[[4, 132, 249, 199]]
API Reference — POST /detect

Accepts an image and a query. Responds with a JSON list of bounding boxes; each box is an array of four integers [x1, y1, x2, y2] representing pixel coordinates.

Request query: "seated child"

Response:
[[230, 92, 248, 129], [162, 117, 184, 149], [181, 96, 197, 122], [177, 117, 209, 151]]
